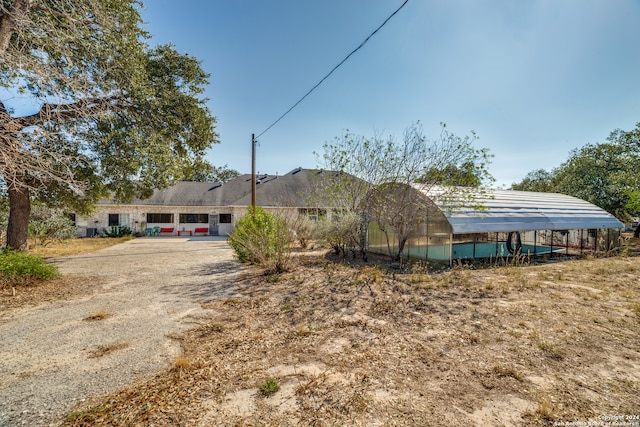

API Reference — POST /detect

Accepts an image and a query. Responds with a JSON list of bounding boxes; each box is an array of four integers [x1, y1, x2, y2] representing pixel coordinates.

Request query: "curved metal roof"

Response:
[[416, 186, 624, 234]]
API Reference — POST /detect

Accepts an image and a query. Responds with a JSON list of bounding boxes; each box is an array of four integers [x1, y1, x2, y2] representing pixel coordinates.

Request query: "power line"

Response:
[[256, 0, 409, 139]]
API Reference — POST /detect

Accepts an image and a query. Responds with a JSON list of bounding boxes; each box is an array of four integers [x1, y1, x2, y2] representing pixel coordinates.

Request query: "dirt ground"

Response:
[[1, 239, 640, 426], [0, 236, 244, 427]]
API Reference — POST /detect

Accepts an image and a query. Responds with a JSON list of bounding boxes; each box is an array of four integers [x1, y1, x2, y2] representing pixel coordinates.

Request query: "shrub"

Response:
[[228, 206, 291, 273], [286, 214, 316, 248], [257, 377, 280, 396], [28, 205, 77, 246], [316, 211, 365, 258], [0, 249, 59, 285], [103, 225, 132, 238]]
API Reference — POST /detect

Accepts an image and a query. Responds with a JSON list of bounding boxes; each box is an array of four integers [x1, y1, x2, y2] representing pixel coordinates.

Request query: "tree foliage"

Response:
[[510, 169, 554, 193], [316, 122, 493, 261], [177, 160, 240, 183], [511, 123, 640, 232], [0, 1, 219, 249], [27, 203, 75, 246]]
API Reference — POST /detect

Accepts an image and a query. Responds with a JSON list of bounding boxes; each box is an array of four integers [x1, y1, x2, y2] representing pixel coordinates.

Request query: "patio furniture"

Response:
[[194, 227, 209, 236]]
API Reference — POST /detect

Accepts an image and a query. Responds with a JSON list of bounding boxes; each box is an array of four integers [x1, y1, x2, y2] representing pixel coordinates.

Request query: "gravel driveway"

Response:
[[0, 237, 244, 427]]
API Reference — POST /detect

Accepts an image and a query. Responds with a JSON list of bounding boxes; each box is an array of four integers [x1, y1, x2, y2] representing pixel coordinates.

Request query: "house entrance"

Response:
[[209, 214, 219, 236]]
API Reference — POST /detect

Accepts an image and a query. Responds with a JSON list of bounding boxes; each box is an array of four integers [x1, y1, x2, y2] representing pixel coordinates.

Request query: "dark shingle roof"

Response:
[[99, 169, 335, 208], [232, 168, 335, 207]]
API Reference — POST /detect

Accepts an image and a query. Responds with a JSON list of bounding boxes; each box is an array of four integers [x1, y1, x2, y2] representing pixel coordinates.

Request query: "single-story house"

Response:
[[367, 184, 625, 264], [75, 168, 335, 237]]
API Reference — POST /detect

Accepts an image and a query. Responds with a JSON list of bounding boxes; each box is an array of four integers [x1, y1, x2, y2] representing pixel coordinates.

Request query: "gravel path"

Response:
[[0, 237, 244, 427]]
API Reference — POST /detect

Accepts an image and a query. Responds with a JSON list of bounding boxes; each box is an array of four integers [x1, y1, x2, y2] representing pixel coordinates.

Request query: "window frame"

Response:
[[146, 213, 174, 223], [179, 213, 209, 224]]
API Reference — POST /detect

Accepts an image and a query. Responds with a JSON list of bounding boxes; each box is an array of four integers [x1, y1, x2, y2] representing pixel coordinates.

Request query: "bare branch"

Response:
[[0, 0, 31, 55]]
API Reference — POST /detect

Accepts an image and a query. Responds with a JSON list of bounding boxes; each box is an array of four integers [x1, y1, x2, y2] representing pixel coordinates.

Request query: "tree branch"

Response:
[[0, 0, 32, 56], [17, 96, 128, 127]]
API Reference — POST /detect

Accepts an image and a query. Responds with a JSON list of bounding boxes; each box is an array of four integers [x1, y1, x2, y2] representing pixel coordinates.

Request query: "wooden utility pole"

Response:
[[251, 133, 256, 208]]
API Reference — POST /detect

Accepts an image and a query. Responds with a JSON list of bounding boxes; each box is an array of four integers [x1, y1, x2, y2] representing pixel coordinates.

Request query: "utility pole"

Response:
[[251, 133, 256, 208]]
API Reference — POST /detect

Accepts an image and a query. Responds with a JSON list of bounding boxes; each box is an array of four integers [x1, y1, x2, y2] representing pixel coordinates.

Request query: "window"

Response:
[[219, 214, 232, 223], [108, 214, 119, 226], [179, 213, 209, 223], [68, 213, 76, 226], [298, 208, 326, 221], [109, 213, 130, 226], [146, 213, 173, 223]]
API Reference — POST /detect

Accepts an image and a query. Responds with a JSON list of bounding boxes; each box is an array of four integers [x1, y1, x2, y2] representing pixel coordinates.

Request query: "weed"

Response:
[[536, 395, 554, 419], [533, 333, 564, 360], [83, 309, 111, 321], [492, 365, 524, 381], [87, 342, 129, 358], [280, 303, 293, 311], [266, 274, 281, 283], [348, 391, 371, 413], [358, 266, 384, 283], [172, 356, 193, 372], [258, 377, 280, 396], [295, 325, 317, 337]]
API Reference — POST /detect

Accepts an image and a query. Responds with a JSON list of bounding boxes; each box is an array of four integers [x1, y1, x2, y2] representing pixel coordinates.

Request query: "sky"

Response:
[[6, 1, 640, 188]]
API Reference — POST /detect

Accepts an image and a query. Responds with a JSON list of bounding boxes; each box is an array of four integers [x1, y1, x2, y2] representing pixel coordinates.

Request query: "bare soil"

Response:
[[63, 246, 640, 426], [1, 239, 639, 426], [0, 236, 245, 427]]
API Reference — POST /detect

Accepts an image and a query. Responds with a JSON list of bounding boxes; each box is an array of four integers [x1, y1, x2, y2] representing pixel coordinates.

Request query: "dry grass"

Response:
[[83, 309, 111, 321], [1, 237, 126, 312], [58, 241, 640, 427], [28, 236, 133, 258], [87, 342, 129, 359]]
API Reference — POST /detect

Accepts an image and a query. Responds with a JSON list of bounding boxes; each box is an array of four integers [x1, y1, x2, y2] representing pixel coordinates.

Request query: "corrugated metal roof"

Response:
[[415, 185, 624, 234]]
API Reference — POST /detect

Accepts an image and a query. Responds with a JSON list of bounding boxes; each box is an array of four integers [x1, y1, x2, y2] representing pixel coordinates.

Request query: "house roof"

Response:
[[416, 185, 624, 234], [232, 168, 338, 207], [99, 168, 333, 208]]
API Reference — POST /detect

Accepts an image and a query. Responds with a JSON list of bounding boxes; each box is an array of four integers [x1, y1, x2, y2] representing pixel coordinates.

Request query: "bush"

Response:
[[0, 249, 60, 285], [228, 206, 291, 273], [103, 225, 132, 238], [29, 205, 77, 246], [316, 211, 366, 258]]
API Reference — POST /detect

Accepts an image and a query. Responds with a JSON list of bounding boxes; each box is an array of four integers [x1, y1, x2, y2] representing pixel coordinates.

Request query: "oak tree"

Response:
[[511, 123, 640, 237], [1, 0, 218, 249]]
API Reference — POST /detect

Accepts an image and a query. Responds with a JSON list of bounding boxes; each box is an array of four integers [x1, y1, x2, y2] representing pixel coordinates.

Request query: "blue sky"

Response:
[[5, 1, 639, 188], [140, 0, 640, 187]]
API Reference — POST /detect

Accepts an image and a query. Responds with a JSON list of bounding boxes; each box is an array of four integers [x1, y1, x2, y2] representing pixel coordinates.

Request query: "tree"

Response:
[[511, 123, 640, 236], [316, 122, 493, 261], [1, 1, 219, 250], [177, 161, 240, 183], [510, 169, 554, 193]]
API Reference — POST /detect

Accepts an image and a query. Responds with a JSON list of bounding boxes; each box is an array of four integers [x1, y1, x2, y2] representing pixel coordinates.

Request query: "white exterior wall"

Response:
[[76, 205, 301, 237], [78, 205, 252, 237]]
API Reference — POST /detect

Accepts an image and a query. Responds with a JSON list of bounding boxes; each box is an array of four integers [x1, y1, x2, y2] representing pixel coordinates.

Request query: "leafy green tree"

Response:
[[1, 1, 219, 250], [510, 169, 554, 193], [316, 122, 493, 261], [511, 123, 640, 236], [177, 160, 240, 183]]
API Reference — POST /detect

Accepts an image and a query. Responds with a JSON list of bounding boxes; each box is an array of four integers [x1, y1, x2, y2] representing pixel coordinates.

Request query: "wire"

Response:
[[256, 0, 409, 139]]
